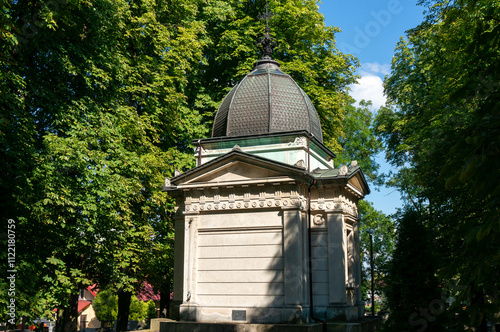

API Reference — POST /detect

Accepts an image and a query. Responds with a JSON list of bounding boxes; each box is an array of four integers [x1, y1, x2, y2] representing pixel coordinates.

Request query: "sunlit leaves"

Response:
[[336, 100, 383, 185], [0, 0, 206, 325]]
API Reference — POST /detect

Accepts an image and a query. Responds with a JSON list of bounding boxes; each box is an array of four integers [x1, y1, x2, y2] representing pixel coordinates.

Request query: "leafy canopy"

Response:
[[377, 0, 500, 327]]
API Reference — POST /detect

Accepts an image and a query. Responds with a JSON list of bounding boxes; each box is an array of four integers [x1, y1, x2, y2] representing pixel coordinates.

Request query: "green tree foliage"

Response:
[[139, 219, 174, 318], [357, 201, 395, 305], [377, 0, 500, 328], [128, 296, 147, 322], [93, 290, 118, 323], [93, 290, 148, 323], [144, 300, 158, 327], [1, 0, 205, 329], [336, 100, 384, 184], [384, 209, 443, 331]]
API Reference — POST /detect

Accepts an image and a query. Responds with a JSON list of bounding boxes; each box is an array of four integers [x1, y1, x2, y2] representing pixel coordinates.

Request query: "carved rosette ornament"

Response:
[[313, 214, 326, 226]]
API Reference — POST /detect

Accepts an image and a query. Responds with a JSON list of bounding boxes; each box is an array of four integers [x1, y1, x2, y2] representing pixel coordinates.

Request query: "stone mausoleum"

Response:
[[163, 52, 370, 326]]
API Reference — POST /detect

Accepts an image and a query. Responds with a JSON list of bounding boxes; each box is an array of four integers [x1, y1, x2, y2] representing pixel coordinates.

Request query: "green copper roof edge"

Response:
[[194, 130, 336, 159], [167, 148, 314, 187]]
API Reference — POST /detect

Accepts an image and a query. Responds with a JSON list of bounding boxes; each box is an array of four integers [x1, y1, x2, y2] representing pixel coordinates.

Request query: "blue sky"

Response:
[[318, 0, 425, 215]]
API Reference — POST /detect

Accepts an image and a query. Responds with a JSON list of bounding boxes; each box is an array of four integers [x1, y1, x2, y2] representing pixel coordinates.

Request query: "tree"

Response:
[[140, 217, 175, 318], [128, 296, 147, 322], [384, 208, 443, 331], [1, 0, 205, 330], [93, 290, 148, 325], [144, 300, 157, 327], [336, 100, 384, 185], [357, 200, 395, 309], [93, 290, 118, 325], [377, 0, 500, 328]]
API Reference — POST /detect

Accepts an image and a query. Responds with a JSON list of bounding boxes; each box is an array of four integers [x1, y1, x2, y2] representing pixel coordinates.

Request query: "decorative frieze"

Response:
[[185, 197, 303, 213], [181, 184, 358, 218]]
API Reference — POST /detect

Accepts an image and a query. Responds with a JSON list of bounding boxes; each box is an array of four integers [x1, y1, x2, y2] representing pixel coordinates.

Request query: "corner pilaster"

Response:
[[178, 212, 199, 321], [170, 214, 185, 320], [326, 211, 346, 305], [282, 207, 304, 304], [353, 221, 364, 317]]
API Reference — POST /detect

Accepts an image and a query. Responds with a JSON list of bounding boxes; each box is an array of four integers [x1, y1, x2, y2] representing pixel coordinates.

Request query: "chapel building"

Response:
[[163, 52, 369, 324]]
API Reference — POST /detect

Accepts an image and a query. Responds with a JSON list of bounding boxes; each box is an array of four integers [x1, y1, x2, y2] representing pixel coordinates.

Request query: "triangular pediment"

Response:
[[167, 150, 309, 189], [348, 175, 363, 193], [185, 161, 286, 184], [345, 171, 370, 197]]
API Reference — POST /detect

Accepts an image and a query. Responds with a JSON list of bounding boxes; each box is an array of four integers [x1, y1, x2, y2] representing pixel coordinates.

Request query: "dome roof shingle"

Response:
[[212, 59, 323, 142]]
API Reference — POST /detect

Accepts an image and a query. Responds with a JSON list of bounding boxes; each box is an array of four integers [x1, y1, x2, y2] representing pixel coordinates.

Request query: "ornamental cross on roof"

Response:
[[257, 3, 276, 59]]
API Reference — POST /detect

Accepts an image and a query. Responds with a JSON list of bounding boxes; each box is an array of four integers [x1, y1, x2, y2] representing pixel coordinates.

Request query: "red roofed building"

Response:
[[136, 282, 160, 302], [72, 283, 162, 331], [77, 286, 101, 332]]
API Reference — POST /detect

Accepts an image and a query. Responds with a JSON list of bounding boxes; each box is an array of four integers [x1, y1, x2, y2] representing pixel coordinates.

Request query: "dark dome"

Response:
[[212, 59, 323, 142]]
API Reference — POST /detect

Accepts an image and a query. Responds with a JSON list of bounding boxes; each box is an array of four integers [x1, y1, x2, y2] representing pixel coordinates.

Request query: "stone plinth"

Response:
[[159, 319, 379, 332], [160, 320, 323, 332]]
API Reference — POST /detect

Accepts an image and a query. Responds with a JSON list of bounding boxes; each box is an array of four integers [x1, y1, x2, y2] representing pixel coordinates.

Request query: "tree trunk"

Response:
[[159, 277, 171, 319], [166, 280, 171, 318], [56, 293, 79, 332], [115, 291, 132, 332], [471, 288, 488, 332], [159, 288, 169, 318]]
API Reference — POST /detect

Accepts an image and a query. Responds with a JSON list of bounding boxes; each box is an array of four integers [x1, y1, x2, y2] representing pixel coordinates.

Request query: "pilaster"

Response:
[[170, 215, 185, 320], [178, 212, 199, 321], [353, 221, 364, 318], [353, 221, 362, 303], [282, 207, 304, 305], [326, 211, 346, 305]]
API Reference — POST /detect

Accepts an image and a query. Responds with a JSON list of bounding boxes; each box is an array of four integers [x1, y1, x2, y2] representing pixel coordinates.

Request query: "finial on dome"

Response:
[[257, 3, 276, 60]]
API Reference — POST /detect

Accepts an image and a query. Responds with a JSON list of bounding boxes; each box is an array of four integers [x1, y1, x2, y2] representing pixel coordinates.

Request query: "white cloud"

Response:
[[350, 75, 386, 109], [349, 62, 390, 110], [361, 62, 391, 76]]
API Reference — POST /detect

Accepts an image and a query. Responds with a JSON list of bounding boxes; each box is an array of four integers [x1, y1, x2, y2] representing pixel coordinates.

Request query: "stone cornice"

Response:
[[175, 177, 299, 190]]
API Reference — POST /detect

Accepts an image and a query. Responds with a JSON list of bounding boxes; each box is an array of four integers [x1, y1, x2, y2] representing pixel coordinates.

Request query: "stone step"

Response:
[[158, 318, 379, 332]]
